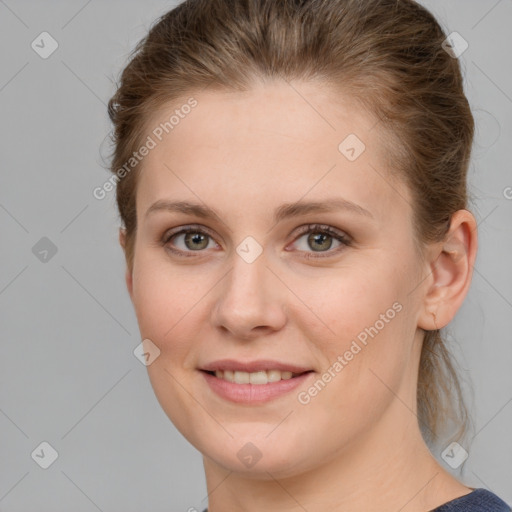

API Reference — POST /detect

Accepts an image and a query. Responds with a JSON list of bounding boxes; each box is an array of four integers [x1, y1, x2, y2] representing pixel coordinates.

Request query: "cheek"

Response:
[[129, 257, 206, 431], [291, 265, 413, 407], [130, 255, 199, 354], [297, 266, 405, 349]]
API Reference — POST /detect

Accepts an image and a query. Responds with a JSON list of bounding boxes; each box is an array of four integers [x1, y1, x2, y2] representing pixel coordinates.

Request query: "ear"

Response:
[[119, 227, 134, 301], [417, 209, 478, 330]]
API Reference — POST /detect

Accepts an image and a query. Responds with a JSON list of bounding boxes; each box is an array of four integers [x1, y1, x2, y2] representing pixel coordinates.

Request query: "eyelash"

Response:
[[160, 223, 352, 259]]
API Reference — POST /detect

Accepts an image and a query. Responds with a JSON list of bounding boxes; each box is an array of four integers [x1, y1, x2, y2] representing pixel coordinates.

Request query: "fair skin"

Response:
[[120, 79, 477, 511]]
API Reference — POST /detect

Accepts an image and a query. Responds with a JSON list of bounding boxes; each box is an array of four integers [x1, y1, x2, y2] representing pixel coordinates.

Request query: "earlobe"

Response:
[[119, 227, 126, 249], [119, 228, 134, 300], [417, 210, 478, 331], [125, 268, 134, 300]]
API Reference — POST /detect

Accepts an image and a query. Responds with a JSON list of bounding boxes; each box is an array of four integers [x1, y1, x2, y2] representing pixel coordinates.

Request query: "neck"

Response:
[[202, 401, 466, 512]]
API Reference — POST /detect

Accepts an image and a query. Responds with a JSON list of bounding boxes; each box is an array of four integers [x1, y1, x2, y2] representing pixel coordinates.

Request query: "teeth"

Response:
[[223, 370, 234, 382], [234, 371, 250, 384], [213, 369, 297, 384], [267, 370, 284, 382], [249, 371, 267, 384]]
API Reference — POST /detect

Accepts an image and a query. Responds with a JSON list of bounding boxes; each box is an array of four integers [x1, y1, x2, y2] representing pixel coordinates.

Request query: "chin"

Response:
[[198, 431, 316, 479]]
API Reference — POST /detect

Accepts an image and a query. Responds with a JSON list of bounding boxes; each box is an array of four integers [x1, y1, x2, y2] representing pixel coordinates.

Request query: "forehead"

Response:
[[136, 79, 412, 226]]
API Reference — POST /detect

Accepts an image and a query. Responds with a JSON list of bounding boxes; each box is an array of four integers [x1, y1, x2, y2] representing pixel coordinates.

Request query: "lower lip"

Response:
[[201, 371, 314, 404]]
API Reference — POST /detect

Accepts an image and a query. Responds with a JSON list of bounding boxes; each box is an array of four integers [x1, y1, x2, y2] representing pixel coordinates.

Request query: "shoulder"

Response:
[[202, 489, 511, 512], [431, 488, 511, 512]]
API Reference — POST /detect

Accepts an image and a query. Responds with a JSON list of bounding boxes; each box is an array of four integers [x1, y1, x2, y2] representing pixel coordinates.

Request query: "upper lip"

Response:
[[200, 359, 313, 374]]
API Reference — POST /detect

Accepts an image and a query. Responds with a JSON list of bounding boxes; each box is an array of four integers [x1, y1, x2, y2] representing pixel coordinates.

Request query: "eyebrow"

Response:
[[145, 197, 373, 223]]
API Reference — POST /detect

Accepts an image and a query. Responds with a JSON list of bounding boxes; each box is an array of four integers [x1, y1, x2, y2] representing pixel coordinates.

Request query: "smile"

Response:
[[200, 367, 314, 404], [207, 369, 306, 384]]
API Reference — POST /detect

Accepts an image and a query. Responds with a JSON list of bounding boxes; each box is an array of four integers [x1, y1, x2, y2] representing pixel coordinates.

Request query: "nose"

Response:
[[211, 246, 287, 340]]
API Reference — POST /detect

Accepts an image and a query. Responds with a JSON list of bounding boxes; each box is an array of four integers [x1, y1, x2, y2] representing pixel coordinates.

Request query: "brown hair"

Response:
[[106, 0, 474, 448]]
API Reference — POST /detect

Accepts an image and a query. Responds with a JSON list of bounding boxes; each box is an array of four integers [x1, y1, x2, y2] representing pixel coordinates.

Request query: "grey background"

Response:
[[0, 0, 510, 510]]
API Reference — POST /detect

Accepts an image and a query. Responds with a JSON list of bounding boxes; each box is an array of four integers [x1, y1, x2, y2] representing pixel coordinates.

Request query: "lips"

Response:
[[210, 369, 300, 384], [199, 359, 315, 404], [200, 359, 312, 374]]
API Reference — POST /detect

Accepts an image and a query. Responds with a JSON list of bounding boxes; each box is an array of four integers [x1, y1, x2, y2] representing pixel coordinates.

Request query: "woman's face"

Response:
[[124, 79, 429, 478]]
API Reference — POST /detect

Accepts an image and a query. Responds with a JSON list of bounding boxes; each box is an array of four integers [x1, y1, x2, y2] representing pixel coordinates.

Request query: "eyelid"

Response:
[[291, 223, 351, 241], [162, 223, 219, 244], [287, 224, 351, 258], [161, 223, 352, 257]]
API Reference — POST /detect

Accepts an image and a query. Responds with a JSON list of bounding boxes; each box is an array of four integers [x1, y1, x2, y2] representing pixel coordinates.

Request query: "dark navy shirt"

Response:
[[429, 488, 511, 511], [201, 487, 511, 511]]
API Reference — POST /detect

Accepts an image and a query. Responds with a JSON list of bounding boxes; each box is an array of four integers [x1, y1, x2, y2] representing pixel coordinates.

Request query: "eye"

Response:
[[161, 225, 218, 257], [160, 223, 351, 259], [290, 224, 351, 259]]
